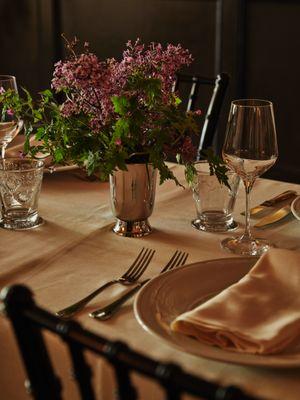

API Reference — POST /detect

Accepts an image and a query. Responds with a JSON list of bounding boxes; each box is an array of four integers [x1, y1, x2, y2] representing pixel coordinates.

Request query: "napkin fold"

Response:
[[171, 249, 300, 354], [6, 135, 52, 165], [6, 135, 25, 156]]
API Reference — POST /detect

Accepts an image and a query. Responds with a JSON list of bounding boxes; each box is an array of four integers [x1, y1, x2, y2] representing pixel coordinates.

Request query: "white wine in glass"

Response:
[[221, 99, 278, 256], [0, 75, 24, 158]]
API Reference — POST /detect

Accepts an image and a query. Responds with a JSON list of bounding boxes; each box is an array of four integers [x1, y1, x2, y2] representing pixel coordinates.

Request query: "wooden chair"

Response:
[[1, 284, 258, 400], [173, 72, 229, 157]]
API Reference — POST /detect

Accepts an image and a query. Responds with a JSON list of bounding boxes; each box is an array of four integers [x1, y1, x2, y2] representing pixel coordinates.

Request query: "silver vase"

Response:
[[109, 163, 157, 237]]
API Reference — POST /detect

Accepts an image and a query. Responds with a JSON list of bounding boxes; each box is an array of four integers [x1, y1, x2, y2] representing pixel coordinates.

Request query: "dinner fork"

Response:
[[89, 250, 189, 320], [56, 248, 155, 319]]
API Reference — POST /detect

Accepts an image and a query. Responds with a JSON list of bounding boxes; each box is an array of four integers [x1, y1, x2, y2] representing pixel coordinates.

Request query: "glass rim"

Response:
[[0, 157, 44, 172], [0, 75, 16, 82], [232, 99, 273, 107]]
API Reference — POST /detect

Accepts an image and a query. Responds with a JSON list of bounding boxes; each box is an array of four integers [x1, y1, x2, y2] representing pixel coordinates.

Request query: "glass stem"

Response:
[[1, 144, 7, 159], [242, 180, 254, 241]]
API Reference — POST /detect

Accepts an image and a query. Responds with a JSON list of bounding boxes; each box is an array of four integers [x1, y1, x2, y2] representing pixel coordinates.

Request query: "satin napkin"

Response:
[[171, 249, 300, 354]]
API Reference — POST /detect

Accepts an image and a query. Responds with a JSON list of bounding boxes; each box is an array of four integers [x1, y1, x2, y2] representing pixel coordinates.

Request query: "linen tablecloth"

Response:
[[0, 163, 299, 400]]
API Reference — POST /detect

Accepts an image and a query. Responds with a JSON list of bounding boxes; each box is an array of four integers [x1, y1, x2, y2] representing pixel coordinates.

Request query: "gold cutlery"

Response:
[[247, 190, 297, 216], [56, 247, 155, 319], [254, 205, 292, 227], [89, 250, 189, 320]]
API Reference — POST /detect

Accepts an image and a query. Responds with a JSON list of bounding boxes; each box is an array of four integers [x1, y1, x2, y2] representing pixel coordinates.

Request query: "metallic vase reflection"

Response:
[[109, 163, 157, 237]]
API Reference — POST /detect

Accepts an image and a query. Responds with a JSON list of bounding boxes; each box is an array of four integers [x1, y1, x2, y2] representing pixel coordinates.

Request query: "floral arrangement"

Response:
[[0, 37, 228, 186]]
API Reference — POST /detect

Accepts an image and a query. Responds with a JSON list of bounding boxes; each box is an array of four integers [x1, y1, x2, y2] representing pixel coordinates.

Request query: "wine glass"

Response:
[[221, 99, 278, 256], [0, 75, 24, 158]]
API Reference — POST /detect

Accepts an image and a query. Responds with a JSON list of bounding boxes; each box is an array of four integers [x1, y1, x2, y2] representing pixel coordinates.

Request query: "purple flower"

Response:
[[6, 108, 14, 116], [180, 136, 197, 162], [51, 39, 193, 129], [49, 38, 198, 161]]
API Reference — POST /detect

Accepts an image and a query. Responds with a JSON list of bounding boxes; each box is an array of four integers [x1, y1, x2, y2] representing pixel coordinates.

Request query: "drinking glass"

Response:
[[0, 158, 44, 230], [221, 99, 278, 256], [0, 75, 24, 158], [190, 161, 240, 232]]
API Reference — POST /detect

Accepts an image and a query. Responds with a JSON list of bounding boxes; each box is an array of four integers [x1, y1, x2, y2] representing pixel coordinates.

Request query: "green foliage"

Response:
[[0, 78, 229, 187], [185, 163, 197, 186], [185, 149, 230, 189], [203, 148, 231, 189], [112, 96, 129, 115]]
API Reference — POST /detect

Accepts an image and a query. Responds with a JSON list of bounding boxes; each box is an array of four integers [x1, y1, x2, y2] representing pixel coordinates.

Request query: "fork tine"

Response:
[[88, 251, 188, 320], [160, 250, 180, 274], [166, 252, 183, 271], [130, 249, 155, 280], [179, 252, 189, 266], [122, 247, 147, 279], [163, 251, 189, 273], [128, 248, 152, 279], [173, 252, 188, 269], [161, 250, 186, 273]]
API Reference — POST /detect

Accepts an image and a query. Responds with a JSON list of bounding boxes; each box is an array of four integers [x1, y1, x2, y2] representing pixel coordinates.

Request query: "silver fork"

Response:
[[56, 248, 155, 319], [89, 250, 189, 320]]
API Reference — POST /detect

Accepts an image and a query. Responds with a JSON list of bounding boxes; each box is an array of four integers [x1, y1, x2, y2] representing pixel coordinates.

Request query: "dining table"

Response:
[[0, 162, 299, 400]]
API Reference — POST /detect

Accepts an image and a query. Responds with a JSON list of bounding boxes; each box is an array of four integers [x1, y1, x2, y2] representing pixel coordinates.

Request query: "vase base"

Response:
[[112, 218, 152, 237]]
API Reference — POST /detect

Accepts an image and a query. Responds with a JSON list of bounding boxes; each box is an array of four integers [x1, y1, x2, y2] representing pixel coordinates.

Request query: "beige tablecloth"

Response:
[[0, 163, 299, 400]]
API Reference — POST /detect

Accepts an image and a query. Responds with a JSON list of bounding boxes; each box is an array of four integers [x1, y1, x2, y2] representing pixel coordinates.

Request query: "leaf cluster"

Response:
[[0, 78, 230, 187]]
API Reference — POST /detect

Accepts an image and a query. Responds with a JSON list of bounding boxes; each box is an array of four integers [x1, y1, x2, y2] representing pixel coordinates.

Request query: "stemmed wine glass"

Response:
[[221, 99, 278, 256], [0, 75, 23, 158]]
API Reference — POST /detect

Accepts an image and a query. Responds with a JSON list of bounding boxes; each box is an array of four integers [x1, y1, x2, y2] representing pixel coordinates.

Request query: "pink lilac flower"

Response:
[[6, 108, 14, 116], [0, 87, 5, 94], [52, 51, 117, 128], [60, 100, 79, 117], [111, 39, 192, 104], [164, 135, 197, 163], [50, 39, 198, 158], [89, 117, 102, 132], [180, 136, 197, 162]]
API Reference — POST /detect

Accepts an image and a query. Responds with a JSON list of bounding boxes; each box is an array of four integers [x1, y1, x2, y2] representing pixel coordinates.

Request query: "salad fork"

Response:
[[56, 247, 155, 319], [89, 250, 189, 320]]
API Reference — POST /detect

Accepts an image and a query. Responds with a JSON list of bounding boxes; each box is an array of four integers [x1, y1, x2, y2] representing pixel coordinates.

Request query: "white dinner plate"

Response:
[[291, 196, 300, 221], [134, 257, 300, 368]]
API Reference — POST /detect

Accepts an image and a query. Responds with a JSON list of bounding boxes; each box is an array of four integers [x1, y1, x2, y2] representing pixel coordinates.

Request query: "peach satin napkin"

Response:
[[171, 249, 300, 354]]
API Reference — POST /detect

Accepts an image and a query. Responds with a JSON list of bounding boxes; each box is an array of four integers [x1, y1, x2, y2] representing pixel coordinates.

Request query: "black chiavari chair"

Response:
[[1, 284, 258, 400], [173, 72, 229, 157]]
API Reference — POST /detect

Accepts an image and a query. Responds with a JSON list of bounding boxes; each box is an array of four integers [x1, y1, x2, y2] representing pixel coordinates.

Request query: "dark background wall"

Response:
[[0, 0, 299, 183]]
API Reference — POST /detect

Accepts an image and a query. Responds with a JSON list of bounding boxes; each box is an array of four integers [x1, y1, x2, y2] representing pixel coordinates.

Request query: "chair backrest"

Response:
[[1, 284, 258, 400], [173, 72, 229, 158]]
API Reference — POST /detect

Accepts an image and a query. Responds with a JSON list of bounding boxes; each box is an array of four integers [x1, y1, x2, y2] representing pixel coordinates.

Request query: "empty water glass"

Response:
[[0, 158, 44, 230], [190, 161, 240, 232]]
